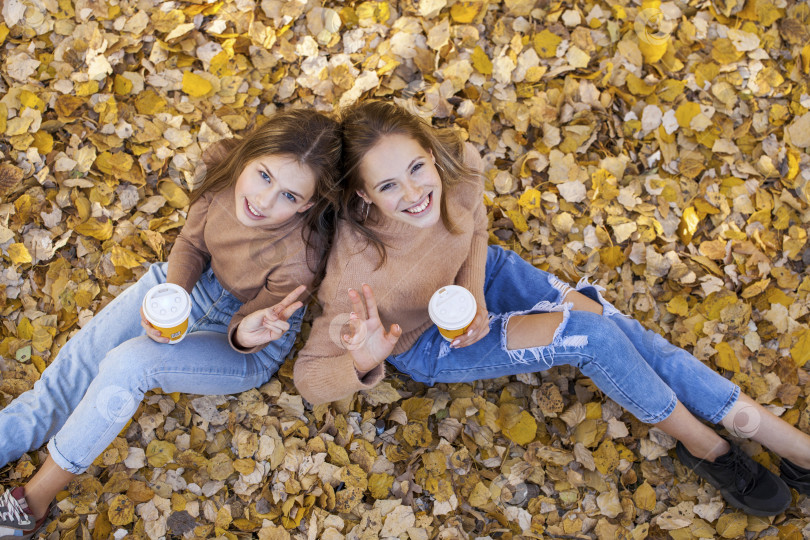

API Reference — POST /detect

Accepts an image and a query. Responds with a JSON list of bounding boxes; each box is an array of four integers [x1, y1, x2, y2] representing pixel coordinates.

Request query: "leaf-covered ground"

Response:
[[2, 0, 810, 538]]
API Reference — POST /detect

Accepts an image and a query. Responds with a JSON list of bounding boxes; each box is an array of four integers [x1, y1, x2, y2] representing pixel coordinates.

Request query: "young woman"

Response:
[[0, 109, 341, 540], [294, 100, 810, 517]]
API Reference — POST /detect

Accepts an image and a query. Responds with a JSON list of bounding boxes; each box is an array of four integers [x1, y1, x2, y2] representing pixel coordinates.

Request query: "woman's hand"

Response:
[[450, 305, 490, 348], [344, 284, 402, 374], [141, 307, 170, 344], [234, 285, 307, 349]]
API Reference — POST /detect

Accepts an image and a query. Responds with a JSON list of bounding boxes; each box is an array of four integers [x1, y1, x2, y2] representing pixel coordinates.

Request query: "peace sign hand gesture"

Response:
[[343, 284, 402, 374], [234, 285, 307, 349]]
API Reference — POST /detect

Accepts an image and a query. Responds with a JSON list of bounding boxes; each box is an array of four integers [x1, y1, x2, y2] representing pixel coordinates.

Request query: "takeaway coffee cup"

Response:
[[428, 285, 477, 341], [142, 284, 192, 344]]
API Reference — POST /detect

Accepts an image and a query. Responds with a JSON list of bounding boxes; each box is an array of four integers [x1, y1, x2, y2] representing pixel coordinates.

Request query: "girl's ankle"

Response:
[[20, 488, 50, 522], [784, 455, 810, 471], [684, 439, 731, 462]]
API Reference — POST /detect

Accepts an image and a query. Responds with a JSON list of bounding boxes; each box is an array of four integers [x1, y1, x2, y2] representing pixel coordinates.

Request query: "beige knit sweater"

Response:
[[166, 183, 315, 352], [294, 164, 488, 404]]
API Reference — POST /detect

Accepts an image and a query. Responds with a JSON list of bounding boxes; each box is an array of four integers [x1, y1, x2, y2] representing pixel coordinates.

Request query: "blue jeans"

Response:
[[0, 263, 303, 473], [389, 246, 739, 424]]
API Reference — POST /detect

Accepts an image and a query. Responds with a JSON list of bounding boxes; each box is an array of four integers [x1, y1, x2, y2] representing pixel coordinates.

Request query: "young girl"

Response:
[[294, 100, 810, 517], [0, 109, 341, 539]]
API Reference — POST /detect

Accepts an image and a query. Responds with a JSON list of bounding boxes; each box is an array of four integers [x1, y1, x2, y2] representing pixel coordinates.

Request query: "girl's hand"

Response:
[[234, 285, 307, 349], [344, 284, 402, 374], [450, 305, 490, 349], [141, 307, 170, 344]]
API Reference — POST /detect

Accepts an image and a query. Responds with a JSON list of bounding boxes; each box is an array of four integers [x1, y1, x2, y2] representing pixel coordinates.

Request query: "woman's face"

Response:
[[357, 134, 442, 228], [233, 154, 315, 227]]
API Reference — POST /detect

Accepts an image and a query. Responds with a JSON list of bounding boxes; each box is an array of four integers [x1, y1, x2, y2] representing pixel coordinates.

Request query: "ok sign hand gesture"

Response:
[[343, 284, 402, 374], [235, 285, 307, 349]]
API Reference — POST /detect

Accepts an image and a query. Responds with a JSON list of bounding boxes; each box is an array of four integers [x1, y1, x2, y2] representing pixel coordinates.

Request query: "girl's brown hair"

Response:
[[339, 100, 479, 266], [191, 108, 341, 285]]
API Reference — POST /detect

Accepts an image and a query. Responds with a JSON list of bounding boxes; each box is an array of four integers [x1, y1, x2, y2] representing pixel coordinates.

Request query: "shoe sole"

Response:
[[676, 443, 790, 517]]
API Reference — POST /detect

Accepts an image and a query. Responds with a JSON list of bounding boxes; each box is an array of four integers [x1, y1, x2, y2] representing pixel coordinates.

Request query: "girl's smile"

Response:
[[244, 199, 266, 219], [234, 155, 315, 227], [403, 191, 433, 215], [357, 134, 442, 228]]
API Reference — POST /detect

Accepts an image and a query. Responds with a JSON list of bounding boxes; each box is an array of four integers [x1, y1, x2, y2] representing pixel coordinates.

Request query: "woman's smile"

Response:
[[233, 155, 316, 227], [358, 134, 443, 228], [403, 192, 433, 215], [244, 198, 266, 219]]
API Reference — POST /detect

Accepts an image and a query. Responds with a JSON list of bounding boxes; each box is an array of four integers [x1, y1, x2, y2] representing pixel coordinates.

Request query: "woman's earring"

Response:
[[362, 200, 371, 221]]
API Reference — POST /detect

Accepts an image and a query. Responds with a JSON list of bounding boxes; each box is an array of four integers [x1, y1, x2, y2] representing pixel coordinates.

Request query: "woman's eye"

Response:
[[260, 171, 271, 182], [411, 162, 423, 174], [380, 182, 394, 192], [283, 192, 296, 202]]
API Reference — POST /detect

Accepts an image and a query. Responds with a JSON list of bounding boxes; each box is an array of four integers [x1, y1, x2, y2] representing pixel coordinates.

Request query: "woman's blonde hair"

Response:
[[190, 109, 342, 285], [339, 100, 478, 266]]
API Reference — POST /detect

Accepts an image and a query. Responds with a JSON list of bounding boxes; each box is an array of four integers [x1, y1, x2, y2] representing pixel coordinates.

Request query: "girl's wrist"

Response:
[[233, 326, 246, 348], [352, 358, 373, 378]]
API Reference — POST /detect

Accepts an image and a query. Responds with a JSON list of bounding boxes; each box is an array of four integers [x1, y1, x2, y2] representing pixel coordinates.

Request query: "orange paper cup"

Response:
[[428, 285, 477, 341], [142, 284, 192, 344]]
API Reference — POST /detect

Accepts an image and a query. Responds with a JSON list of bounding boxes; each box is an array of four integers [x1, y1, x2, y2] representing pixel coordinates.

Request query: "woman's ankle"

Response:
[[19, 486, 52, 521], [683, 438, 731, 462], [782, 454, 810, 470], [24, 454, 75, 520]]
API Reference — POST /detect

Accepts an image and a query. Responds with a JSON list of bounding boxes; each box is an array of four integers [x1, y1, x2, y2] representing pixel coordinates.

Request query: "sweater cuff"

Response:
[[356, 363, 385, 387], [294, 354, 385, 405]]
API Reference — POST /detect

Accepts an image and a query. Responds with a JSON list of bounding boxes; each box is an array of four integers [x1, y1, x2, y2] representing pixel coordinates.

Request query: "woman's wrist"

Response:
[[352, 353, 381, 379], [352, 359, 372, 379], [232, 325, 246, 348], [355, 367, 370, 379]]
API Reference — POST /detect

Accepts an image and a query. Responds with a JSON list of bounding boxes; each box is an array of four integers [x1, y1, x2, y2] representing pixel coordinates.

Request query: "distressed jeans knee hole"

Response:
[[499, 304, 588, 368]]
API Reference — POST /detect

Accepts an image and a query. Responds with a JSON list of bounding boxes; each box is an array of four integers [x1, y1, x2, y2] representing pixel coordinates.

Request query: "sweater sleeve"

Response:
[[454, 143, 488, 311], [293, 312, 386, 405], [166, 192, 212, 293], [293, 242, 386, 404], [227, 256, 316, 353]]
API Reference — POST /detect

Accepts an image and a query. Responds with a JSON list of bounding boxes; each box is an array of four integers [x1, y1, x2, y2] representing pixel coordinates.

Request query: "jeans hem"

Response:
[[641, 392, 678, 424], [47, 438, 87, 475], [706, 384, 741, 424]]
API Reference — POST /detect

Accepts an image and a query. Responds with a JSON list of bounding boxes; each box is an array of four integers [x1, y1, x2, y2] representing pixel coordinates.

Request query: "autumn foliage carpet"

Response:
[[1, 0, 810, 538]]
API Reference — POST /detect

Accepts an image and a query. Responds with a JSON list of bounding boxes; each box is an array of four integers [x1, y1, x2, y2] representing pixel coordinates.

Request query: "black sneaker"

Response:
[[0, 487, 49, 540], [675, 440, 791, 516], [781, 458, 810, 495]]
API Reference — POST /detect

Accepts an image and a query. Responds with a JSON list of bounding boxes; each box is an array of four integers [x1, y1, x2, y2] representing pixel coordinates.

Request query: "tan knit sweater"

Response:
[[166, 183, 316, 352], [294, 166, 488, 404]]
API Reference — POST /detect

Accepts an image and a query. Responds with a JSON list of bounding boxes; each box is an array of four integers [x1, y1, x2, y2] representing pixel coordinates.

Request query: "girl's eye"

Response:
[[283, 192, 296, 202], [380, 182, 394, 192], [411, 162, 423, 174], [260, 171, 271, 182]]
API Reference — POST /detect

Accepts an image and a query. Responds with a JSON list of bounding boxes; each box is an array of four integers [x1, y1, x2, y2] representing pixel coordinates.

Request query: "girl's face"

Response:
[[357, 134, 442, 228], [234, 155, 316, 227]]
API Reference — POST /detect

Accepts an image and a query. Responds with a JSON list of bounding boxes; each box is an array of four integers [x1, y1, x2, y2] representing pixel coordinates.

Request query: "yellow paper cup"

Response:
[[142, 284, 191, 344], [428, 285, 477, 341]]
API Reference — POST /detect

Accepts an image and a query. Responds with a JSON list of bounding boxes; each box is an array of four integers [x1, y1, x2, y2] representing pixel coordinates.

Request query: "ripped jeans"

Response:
[[388, 246, 739, 425]]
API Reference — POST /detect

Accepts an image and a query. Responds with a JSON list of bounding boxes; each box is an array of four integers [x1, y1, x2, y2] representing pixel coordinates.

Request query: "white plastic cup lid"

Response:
[[142, 284, 191, 327], [428, 285, 477, 330]]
